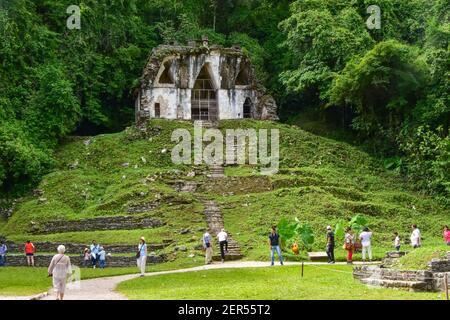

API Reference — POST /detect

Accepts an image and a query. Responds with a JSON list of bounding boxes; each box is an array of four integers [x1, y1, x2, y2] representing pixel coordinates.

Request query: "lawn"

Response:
[[0, 258, 202, 296], [116, 265, 444, 300]]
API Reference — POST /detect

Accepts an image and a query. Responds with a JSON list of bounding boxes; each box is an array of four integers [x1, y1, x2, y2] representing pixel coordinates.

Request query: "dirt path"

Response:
[[34, 260, 378, 300]]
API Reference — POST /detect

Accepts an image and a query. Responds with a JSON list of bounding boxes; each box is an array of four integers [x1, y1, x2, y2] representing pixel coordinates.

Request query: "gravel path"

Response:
[[2, 261, 380, 300]]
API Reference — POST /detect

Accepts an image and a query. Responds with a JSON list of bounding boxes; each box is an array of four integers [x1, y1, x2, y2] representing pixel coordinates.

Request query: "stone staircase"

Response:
[[353, 252, 437, 292], [359, 278, 430, 291], [173, 181, 198, 193], [201, 199, 242, 261], [210, 164, 225, 178]]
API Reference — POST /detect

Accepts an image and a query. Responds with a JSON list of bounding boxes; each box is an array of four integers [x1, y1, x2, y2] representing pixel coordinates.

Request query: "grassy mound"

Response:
[[1, 119, 449, 264]]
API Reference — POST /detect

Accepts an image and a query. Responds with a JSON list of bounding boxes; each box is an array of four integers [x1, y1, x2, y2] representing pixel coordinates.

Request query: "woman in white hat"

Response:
[[137, 237, 147, 276], [48, 245, 72, 300]]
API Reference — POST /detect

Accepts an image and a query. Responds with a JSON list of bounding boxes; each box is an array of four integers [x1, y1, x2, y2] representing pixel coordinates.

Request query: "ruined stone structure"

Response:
[[353, 251, 450, 292], [136, 37, 278, 124]]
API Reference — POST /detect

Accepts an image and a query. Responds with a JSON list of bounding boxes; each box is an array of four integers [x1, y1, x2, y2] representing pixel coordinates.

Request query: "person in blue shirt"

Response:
[[203, 232, 213, 265], [98, 247, 106, 269], [268, 226, 283, 266], [0, 241, 7, 266], [90, 240, 100, 269]]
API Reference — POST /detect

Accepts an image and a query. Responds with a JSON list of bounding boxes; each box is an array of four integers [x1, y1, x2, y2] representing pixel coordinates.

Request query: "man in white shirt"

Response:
[[410, 224, 421, 248], [217, 229, 228, 263], [359, 227, 373, 262]]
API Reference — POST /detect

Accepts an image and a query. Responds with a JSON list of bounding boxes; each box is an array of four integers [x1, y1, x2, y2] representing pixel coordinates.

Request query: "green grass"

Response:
[[117, 265, 444, 300], [392, 247, 449, 270], [1, 119, 449, 287], [0, 258, 202, 296]]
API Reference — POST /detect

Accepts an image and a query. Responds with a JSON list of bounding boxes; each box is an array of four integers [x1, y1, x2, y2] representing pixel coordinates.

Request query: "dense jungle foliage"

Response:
[[0, 0, 448, 201]]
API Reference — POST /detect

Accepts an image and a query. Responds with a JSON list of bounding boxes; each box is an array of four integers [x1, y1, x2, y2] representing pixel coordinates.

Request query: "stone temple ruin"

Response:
[[135, 37, 278, 124]]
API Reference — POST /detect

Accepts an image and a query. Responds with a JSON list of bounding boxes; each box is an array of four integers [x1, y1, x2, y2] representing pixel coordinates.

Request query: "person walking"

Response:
[[217, 229, 228, 263], [0, 241, 7, 266], [90, 240, 100, 268], [25, 240, 35, 267], [83, 248, 91, 268], [326, 226, 335, 264], [98, 247, 106, 269], [394, 232, 401, 252], [203, 231, 213, 265], [443, 225, 450, 246], [269, 226, 283, 266], [344, 227, 354, 264], [359, 227, 373, 262], [410, 224, 421, 248], [48, 245, 72, 300], [136, 237, 147, 276]]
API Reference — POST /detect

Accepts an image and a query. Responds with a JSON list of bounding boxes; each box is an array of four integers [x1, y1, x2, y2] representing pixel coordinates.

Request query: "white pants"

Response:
[[362, 245, 372, 261], [137, 256, 147, 275]]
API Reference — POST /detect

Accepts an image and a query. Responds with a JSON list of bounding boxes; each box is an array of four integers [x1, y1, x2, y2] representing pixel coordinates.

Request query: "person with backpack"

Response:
[[344, 227, 354, 264], [136, 237, 147, 276], [269, 226, 283, 266], [203, 231, 213, 265]]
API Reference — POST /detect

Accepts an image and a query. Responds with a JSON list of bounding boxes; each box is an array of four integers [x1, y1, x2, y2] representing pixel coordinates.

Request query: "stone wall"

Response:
[[2, 254, 165, 268], [429, 256, 450, 272], [30, 215, 164, 234], [354, 251, 450, 292], [354, 266, 432, 282], [5, 241, 169, 254]]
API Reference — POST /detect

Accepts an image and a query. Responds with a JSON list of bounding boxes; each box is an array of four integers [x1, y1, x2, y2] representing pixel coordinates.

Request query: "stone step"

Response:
[[360, 278, 430, 292]]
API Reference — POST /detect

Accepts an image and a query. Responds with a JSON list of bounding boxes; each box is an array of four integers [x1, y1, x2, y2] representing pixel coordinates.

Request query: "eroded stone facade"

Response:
[[136, 39, 278, 124]]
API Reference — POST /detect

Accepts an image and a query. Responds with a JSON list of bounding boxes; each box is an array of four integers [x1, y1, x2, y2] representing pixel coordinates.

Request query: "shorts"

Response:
[[26, 253, 34, 256]]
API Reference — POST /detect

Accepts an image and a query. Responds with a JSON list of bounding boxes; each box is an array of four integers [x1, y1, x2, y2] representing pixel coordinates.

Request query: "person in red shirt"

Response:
[[444, 225, 450, 246], [24, 241, 35, 267]]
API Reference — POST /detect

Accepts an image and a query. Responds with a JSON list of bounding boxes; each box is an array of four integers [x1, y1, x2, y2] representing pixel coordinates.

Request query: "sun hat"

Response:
[[140, 236, 145, 242]]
